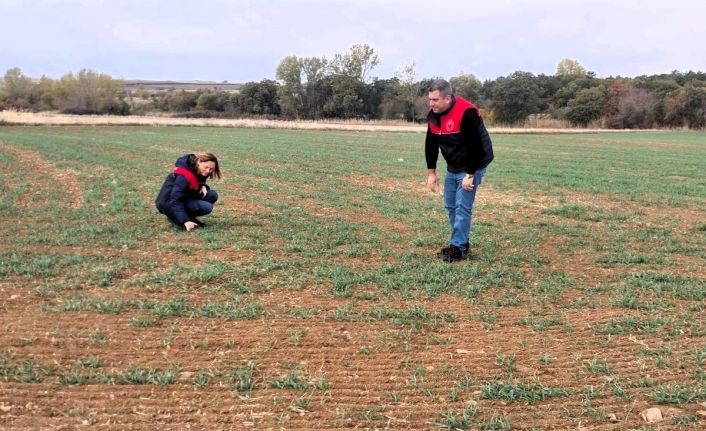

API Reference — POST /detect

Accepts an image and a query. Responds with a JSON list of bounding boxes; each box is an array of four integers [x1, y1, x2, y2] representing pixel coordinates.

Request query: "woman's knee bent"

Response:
[[205, 189, 218, 204]]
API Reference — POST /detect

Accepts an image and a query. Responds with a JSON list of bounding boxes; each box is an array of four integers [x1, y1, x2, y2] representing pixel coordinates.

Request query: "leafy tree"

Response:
[[238, 80, 280, 116], [1, 67, 34, 109], [662, 90, 687, 127], [375, 77, 406, 120], [54, 69, 128, 115], [661, 84, 706, 129], [322, 74, 365, 118], [196, 90, 235, 112], [156, 90, 198, 112], [605, 80, 632, 127], [606, 85, 658, 129], [556, 58, 587, 78], [565, 86, 607, 127], [394, 61, 420, 120], [276, 55, 304, 118], [633, 76, 680, 97], [533, 73, 565, 114], [450, 73, 482, 103], [331, 44, 379, 82], [491, 71, 541, 124], [30, 76, 56, 111], [300, 56, 329, 119], [682, 85, 706, 129]]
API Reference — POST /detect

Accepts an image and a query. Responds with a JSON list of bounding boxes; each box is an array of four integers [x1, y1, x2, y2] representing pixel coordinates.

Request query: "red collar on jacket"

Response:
[[173, 167, 199, 190], [428, 96, 477, 134]]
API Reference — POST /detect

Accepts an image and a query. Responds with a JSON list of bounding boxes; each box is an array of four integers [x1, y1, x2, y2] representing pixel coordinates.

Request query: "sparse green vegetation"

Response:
[[0, 126, 703, 429]]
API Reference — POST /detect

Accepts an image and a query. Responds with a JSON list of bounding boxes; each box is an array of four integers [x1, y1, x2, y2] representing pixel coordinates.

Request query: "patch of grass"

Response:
[[194, 368, 214, 388], [436, 404, 477, 430], [284, 307, 319, 319], [130, 314, 159, 328], [596, 253, 672, 268], [409, 366, 438, 398], [267, 368, 310, 390], [8, 358, 56, 383], [227, 361, 257, 394], [481, 378, 568, 403], [495, 354, 517, 374], [479, 310, 498, 330], [481, 413, 512, 431], [291, 396, 310, 412], [89, 329, 108, 345], [542, 203, 623, 222], [673, 413, 698, 425], [161, 323, 179, 348], [152, 298, 190, 319], [629, 272, 706, 300], [450, 375, 473, 401], [584, 356, 611, 374], [593, 314, 669, 335], [289, 329, 306, 346], [368, 304, 457, 330], [604, 377, 631, 399], [651, 383, 706, 404], [185, 258, 238, 282], [116, 364, 179, 386], [59, 370, 92, 386], [199, 300, 263, 319], [518, 311, 564, 332], [93, 298, 125, 314], [76, 357, 102, 369], [315, 377, 330, 391]]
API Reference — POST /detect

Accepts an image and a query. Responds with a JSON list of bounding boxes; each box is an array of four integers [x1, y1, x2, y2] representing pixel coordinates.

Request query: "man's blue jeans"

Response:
[[443, 169, 485, 251], [185, 189, 218, 218]]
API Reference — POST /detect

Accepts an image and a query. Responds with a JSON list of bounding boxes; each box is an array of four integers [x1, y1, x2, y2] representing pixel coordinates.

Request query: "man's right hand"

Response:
[[427, 169, 439, 193], [184, 221, 198, 231]]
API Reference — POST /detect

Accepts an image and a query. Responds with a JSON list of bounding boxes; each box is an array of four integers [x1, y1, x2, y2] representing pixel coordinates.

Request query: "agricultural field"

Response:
[[0, 125, 704, 430]]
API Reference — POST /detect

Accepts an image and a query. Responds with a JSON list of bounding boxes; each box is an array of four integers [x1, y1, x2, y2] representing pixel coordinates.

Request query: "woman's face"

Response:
[[197, 160, 216, 177]]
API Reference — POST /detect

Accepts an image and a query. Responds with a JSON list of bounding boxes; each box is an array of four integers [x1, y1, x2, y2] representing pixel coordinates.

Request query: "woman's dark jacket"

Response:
[[155, 154, 210, 225]]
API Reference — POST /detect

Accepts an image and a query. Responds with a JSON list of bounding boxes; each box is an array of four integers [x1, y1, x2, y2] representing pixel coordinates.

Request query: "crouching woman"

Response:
[[155, 152, 221, 231]]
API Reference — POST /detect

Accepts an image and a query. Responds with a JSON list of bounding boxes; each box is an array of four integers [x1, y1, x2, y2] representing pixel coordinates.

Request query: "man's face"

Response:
[[428, 90, 452, 114]]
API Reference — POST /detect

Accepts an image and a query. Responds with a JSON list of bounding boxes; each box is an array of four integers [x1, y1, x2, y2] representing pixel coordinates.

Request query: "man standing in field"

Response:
[[425, 79, 494, 262]]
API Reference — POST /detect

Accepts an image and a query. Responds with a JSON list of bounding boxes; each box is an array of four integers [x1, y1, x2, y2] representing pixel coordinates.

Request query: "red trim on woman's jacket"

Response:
[[173, 167, 199, 190]]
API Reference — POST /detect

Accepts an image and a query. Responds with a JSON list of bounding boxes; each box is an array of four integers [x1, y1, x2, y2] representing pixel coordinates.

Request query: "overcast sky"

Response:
[[2, 0, 705, 83]]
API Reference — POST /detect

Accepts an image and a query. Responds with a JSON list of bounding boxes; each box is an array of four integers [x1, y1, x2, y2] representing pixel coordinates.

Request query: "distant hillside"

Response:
[[123, 80, 242, 93]]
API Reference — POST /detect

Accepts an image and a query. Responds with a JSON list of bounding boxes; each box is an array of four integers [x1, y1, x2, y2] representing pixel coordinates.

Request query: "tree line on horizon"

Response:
[[1, 44, 705, 129]]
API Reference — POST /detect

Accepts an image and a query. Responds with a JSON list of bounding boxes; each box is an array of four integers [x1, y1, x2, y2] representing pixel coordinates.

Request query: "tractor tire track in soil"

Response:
[[1, 142, 83, 209]]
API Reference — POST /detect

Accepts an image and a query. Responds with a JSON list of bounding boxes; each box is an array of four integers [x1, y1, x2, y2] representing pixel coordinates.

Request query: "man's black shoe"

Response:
[[442, 245, 466, 263], [436, 245, 453, 258]]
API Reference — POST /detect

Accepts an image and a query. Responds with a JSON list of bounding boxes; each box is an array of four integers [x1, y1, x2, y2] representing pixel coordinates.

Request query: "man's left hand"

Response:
[[462, 174, 474, 191]]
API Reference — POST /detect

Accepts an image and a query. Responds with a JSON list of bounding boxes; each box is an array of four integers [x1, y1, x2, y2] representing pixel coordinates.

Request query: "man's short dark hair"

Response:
[[429, 79, 453, 97]]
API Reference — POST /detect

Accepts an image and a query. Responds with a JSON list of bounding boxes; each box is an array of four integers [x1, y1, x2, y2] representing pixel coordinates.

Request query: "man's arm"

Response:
[[461, 108, 494, 175], [425, 128, 440, 192]]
